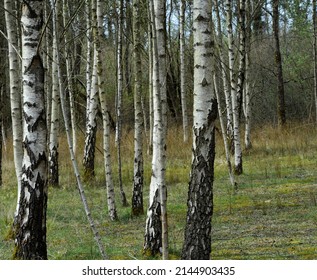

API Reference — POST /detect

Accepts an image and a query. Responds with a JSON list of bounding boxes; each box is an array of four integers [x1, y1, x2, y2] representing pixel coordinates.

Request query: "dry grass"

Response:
[[0, 122, 317, 259]]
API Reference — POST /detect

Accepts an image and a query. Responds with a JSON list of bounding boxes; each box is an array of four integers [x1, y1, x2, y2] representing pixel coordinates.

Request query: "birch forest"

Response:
[[0, 0, 317, 260]]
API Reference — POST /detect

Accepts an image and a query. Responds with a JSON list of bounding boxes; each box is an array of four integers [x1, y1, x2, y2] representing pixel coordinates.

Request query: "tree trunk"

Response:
[[83, 0, 99, 181], [14, 0, 48, 259], [63, 0, 77, 155], [131, 0, 144, 216], [273, 0, 286, 128], [225, 0, 243, 175], [48, 0, 60, 187], [181, 0, 216, 260], [180, 0, 189, 142], [4, 0, 23, 220], [96, 0, 118, 221], [144, 0, 168, 259], [115, 0, 128, 207]]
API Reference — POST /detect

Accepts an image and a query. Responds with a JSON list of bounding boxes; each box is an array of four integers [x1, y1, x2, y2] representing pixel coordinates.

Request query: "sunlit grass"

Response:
[[0, 122, 317, 259]]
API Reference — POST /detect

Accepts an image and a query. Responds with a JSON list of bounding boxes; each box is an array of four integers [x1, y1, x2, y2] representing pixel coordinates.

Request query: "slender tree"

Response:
[[131, 0, 144, 216], [144, 0, 168, 259], [4, 0, 23, 219], [181, 0, 217, 260], [180, 0, 189, 142], [96, 0, 118, 221], [14, 0, 48, 259], [273, 0, 286, 127], [48, 0, 61, 187], [83, 0, 98, 180], [225, 0, 243, 175]]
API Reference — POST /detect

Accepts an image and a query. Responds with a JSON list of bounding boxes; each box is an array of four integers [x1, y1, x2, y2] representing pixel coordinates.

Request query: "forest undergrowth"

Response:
[[0, 122, 317, 260]]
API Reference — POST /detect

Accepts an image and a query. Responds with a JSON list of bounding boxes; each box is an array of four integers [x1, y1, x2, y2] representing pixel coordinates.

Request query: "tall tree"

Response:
[[180, 0, 189, 142], [181, 0, 217, 260], [96, 0, 118, 221], [273, 0, 286, 127], [225, 0, 243, 175], [4, 0, 23, 219], [14, 0, 48, 259], [83, 0, 98, 180], [48, 0, 61, 187], [131, 0, 144, 216], [115, 0, 128, 207], [144, 0, 168, 259]]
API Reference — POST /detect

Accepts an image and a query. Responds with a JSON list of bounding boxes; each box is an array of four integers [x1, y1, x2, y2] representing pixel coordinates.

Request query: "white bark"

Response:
[[225, 0, 243, 175], [180, 0, 189, 142], [63, 0, 77, 155], [144, 0, 168, 259], [83, 0, 99, 179], [4, 0, 23, 218], [96, 0, 118, 221], [49, 0, 60, 186], [15, 0, 47, 259], [182, 0, 216, 260], [131, 0, 144, 216], [50, 0, 108, 259]]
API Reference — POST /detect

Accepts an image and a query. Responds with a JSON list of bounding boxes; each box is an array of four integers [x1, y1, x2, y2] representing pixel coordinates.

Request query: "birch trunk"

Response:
[[4, 0, 23, 218], [96, 0, 118, 221], [131, 0, 144, 216], [144, 0, 168, 259], [225, 0, 243, 175], [180, 0, 189, 142], [14, 0, 48, 259], [63, 0, 77, 155], [181, 0, 216, 260], [115, 0, 128, 207], [214, 0, 233, 143], [83, 0, 99, 180], [48, 0, 60, 186]]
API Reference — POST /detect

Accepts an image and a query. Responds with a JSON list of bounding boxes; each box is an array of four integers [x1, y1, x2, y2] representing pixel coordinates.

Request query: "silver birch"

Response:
[[131, 0, 144, 216], [225, 0, 243, 175], [181, 0, 216, 260], [96, 0, 118, 221], [4, 0, 23, 218], [14, 0, 48, 259]]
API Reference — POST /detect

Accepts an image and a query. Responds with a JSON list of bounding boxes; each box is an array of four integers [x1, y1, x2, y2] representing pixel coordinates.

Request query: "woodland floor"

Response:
[[0, 123, 317, 260]]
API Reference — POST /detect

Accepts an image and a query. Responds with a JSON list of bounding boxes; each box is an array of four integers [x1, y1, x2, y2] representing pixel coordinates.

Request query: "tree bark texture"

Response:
[[144, 0, 168, 259], [14, 0, 48, 260], [131, 0, 144, 216], [181, 0, 216, 260]]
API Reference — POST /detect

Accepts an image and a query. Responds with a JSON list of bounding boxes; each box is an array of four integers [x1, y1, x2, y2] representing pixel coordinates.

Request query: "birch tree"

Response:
[[83, 0, 98, 180], [225, 0, 243, 175], [96, 0, 118, 221], [4, 0, 23, 219], [14, 0, 48, 259], [48, 0, 61, 187], [131, 0, 144, 216], [180, 0, 189, 142], [181, 0, 217, 260], [144, 0, 168, 259]]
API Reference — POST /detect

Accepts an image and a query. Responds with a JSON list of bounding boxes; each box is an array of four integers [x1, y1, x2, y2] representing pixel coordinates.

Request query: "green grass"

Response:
[[1, 123, 317, 259]]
